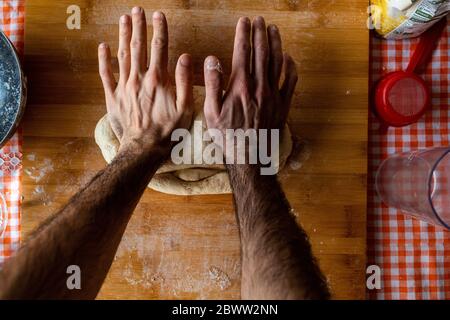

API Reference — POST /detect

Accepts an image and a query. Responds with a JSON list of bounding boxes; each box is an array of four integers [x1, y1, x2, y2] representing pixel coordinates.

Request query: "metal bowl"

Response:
[[0, 30, 26, 148]]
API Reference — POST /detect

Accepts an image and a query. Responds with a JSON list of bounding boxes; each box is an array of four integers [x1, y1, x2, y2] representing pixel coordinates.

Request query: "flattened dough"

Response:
[[94, 86, 293, 195]]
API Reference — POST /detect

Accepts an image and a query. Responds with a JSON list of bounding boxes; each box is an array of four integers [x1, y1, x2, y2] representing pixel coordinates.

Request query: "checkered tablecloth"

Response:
[[368, 18, 450, 299], [0, 0, 448, 299], [0, 0, 24, 264]]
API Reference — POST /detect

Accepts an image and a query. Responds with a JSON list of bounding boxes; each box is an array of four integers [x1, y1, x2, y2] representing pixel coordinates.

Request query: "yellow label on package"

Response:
[[371, 0, 449, 39]]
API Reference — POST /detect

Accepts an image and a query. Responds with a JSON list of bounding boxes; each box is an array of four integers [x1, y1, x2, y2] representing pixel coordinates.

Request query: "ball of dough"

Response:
[[94, 86, 293, 195]]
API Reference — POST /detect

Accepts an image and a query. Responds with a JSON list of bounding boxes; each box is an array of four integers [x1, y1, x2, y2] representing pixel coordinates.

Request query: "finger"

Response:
[[280, 53, 298, 108], [231, 17, 251, 79], [204, 56, 224, 120], [251, 16, 269, 89], [267, 24, 283, 88], [149, 11, 169, 76], [118, 14, 132, 83], [98, 43, 115, 95], [130, 7, 148, 75], [175, 53, 194, 111]]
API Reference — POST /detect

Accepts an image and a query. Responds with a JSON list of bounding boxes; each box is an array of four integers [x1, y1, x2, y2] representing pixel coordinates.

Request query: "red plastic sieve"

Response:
[[374, 18, 447, 127]]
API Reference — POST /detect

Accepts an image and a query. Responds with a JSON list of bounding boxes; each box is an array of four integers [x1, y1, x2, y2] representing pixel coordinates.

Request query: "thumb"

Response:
[[280, 53, 298, 107]]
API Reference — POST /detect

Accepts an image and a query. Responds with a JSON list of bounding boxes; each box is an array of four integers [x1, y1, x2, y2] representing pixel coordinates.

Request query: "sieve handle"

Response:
[[406, 17, 447, 74]]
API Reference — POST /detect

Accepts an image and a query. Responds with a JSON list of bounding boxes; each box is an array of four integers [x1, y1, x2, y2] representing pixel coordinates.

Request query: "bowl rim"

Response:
[[0, 29, 26, 147]]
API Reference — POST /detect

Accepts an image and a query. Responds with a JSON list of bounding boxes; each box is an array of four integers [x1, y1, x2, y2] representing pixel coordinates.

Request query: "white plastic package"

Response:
[[371, 0, 449, 39]]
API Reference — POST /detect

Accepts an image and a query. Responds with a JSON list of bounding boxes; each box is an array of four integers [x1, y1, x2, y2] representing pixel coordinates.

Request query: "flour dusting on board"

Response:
[[87, 3, 124, 24], [286, 136, 312, 171], [24, 158, 54, 182], [24, 139, 98, 210], [290, 208, 300, 218], [115, 212, 240, 299], [62, 38, 83, 78], [32, 185, 53, 206], [209, 266, 231, 290]]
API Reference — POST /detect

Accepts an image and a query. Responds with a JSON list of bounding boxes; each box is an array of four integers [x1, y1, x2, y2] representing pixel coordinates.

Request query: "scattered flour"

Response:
[[288, 137, 312, 171], [26, 153, 36, 161], [32, 185, 44, 195], [31, 185, 53, 206], [290, 208, 300, 218], [24, 140, 95, 208], [209, 266, 231, 291], [24, 158, 54, 182], [114, 215, 240, 299]]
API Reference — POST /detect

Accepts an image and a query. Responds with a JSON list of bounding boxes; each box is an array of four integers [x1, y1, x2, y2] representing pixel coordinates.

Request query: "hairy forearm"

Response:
[[0, 141, 168, 299], [227, 165, 330, 300]]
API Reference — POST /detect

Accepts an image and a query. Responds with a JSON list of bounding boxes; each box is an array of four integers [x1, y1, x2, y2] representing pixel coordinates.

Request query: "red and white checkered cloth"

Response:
[[0, 0, 24, 264], [368, 18, 450, 299]]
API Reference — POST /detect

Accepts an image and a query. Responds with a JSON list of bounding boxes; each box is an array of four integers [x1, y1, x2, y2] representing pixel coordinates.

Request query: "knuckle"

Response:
[[100, 71, 109, 79], [240, 89, 251, 104], [130, 39, 143, 49], [206, 77, 221, 91], [177, 73, 190, 86], [256, 44, 269, 56], [233, 76, 249, 93], [204, 107, 218, 123], [118, 49, 130, 61], [146, 69, 162, 83], [119, 28, 130, 37], [152, 36, 167, 49], [126, 78, 140, 91], [255, 86, 272, 105], [99, 66, 110, 77], [237, 41, 250, 53]]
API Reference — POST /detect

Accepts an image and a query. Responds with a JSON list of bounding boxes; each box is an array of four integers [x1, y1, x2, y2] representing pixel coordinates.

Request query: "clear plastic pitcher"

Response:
[[376, 147, 450, 229]]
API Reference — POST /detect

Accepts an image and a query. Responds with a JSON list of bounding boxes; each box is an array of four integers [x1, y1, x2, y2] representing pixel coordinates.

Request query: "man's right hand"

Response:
[[201, 16, 329, 300], [202, 16, 298, 162]]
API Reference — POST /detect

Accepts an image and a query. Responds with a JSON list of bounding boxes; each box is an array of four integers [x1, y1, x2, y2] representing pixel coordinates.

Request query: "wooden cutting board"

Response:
[[23, 0, 368, 299]]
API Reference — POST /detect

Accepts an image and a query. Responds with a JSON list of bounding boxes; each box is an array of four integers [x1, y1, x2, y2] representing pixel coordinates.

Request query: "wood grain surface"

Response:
[[23, 0, 369, 299]]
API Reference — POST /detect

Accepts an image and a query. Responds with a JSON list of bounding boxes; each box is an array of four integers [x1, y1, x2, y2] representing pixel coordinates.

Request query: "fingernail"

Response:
[[180, 54, 191, 67], [153, 11, 163, 19], [132, 6, 142, 14], [206, 57, 223, 73], [99, 43, 108, 49], [120, 15, 128, 23], [254, 16, 264, 24], [270, 24, 278, 32], [240, 17, 250, 24]]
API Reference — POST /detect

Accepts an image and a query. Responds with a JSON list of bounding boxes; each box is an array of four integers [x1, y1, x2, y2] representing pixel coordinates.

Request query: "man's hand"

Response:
[[203, 16, 298, 157], [0, 9, 194, 300], [98, 8, 193, 153], [202, 16, 329, 300]]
